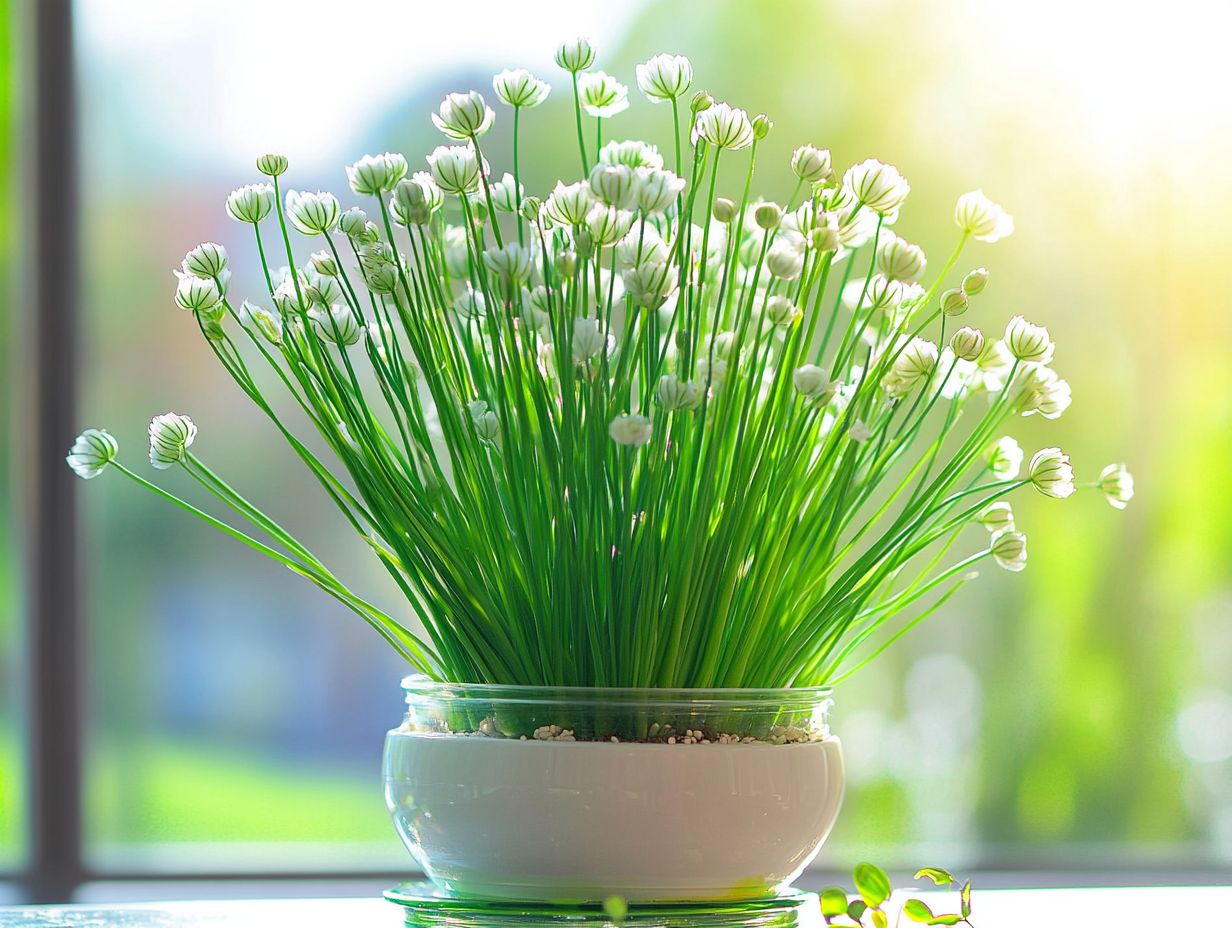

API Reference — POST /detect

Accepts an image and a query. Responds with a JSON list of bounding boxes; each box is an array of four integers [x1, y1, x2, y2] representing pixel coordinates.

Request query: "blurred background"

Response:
[[2, 0, 1231, 903]]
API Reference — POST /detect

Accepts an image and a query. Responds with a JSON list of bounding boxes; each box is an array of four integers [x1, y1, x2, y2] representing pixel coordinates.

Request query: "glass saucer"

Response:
[[384, 883, 823, 927]]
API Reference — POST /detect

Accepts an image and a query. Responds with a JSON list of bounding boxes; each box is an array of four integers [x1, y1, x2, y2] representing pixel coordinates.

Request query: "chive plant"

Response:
[[67, 41, 1133, 692]]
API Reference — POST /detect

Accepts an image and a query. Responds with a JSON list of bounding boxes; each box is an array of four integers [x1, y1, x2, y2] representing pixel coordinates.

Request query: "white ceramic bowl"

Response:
[[382, 679, 844, 903]]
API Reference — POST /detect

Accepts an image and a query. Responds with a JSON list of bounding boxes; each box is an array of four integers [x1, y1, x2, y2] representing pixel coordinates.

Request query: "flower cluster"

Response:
[[67, 39, 1131, 691]]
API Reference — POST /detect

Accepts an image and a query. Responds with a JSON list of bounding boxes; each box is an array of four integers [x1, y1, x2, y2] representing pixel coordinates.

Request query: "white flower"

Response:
[[654, 373, 703, 411], [636, 53, 693, 102], [182, 242, 229, 280], [432, 91, 495, 139], [554, 37, 595, 73], [493, 68, 551, 108], [616, 225, 668, 269], [1099, 463, 1134, 510], [310, 304, 362, 346], [174, 272, 223, 313], [571, 317, 607, 363], [285, 190, 341, 235], [609, 413, 653, 446], [543, 180, 594, 227], [427, 145, 483, 196], [634, 168, 686, 215], [843, 159, 910, 214], [876, 233, 926, 283], [692, 102, 754, 150], [226, 183, 274, 224], [1005, 315, 1054, 364], [455, 286, 487, 320], [346, 152, 409, 196], [1029, 447, 1075, 499], [588, 164, 639, 209], [599, 139, 663, 170], [66, 429, 119, 479], [950, 326, 985, 362], [986, 436, 1024, 480], [468, 400, 500, 444], [883, 338, 938, 396], [309, 250, 338, 277], [239, 300, 283, 345], [955, 189, 1014, 243], [482, 242, 534, 285], [975, 339, 1015, 391], [791, 145, 832, 183], [849, 419, 873, 443], [990, 529, 1028, 572], [766, 295, 800, 326], [766, 241, 805, 280], [623, 259, 678, 309], [486, 172, 524, 213], [578, 71, 629, 118], [256, 153, 288, 177], [980, 501, 1015, 533], [148, 412, 197, 469], [586, 204, 636, 246], [793, 365, 838, 403], [1018, 365, 1072, 419]]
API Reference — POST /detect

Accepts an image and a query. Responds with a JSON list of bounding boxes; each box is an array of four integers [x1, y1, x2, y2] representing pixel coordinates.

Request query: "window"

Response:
[[13, 0, 1232, 904]]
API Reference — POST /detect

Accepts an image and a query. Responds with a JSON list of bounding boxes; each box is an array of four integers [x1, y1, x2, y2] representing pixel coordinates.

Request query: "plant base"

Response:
[[384, 882, 824, 926]]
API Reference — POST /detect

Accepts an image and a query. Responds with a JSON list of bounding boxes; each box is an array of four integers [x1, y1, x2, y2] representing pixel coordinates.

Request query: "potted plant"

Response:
[[67, 38, 1132, 904]]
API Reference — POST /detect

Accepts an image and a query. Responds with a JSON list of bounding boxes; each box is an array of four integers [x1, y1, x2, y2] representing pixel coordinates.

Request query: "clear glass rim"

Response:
[[400, 674, 833, 709]]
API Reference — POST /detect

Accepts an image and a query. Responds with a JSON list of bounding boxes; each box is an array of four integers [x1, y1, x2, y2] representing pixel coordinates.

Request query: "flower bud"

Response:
[[690, 91, 714, 114], [765, 241, 804, 280], [66, 429, 119, 479], [310, 304, 362, 346], [962, 267, 989, 295], [148, 412, 197, 469], [554, 37, 595, 73], [949, 326, 985, 361], [793, 364, 838, 404], [941, 288, 969, 316], [608, 413, 653, 447], [980, 501, 1015, 533], [339, 207, 369, 238], [239, 300, 283, 345], [636, 54, 693, 103], [876, 233, 926, 283], [309, 250, 339, 277], [654, 373, 702, 411], [751, 113, 772, 140], [226, 183, 274, 224], [1099, 463, 1134, 510], [1029, 447, 1075, 499], [753, 201, 783, 231], [1005, 315, 1054, 363], [520, 196, 542, 223], [174, 273, 223, 314], [182, 242, 229, 280], [347, 152, 409, 196], [286, 190, 341, 235], [766, 296, 800, 326], [556, 250, 578, 277], [842, 159, 910, 214], [571, 317, 607, 363], [256, 153, 288, 177], [482, 242, 534, 286], [713, 197, 737, 224], [791, 145, 832, 184], [990, 529, 1027, 572], [432, 91, 495, 139]]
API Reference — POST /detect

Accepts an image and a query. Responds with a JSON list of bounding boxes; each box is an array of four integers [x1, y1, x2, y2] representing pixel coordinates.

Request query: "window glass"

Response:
[[76, 0, 1232, 872]]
